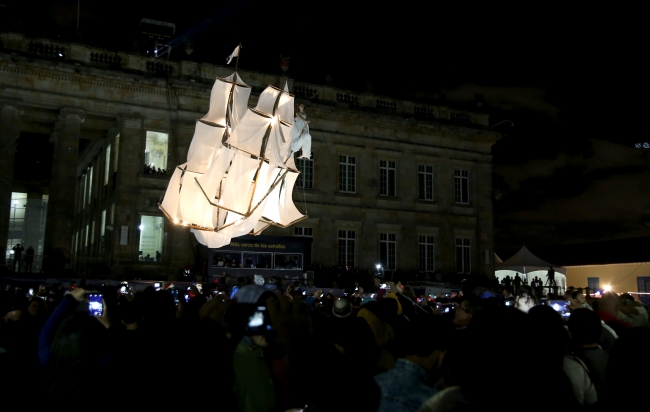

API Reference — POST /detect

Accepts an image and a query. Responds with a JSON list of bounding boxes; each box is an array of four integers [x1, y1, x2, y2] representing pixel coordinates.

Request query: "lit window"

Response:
[[145, 131, 169, 172], [454, 169, 469, 204], [455, 238, 471, 274], [339, 156, 356, 193], [419, 235, 435, 271], [418, 165, 434, 201], [379, 233, 396, 270], [138, 215, 164, 262], [104, 144, 111, 186], [379, 160, 396, 197], [6, 192, 27, 261], [101, 210, 106, 237]]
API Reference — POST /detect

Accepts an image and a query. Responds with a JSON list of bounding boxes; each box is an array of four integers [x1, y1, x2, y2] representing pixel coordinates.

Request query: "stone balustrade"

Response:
[[0, 32, 489, 128]]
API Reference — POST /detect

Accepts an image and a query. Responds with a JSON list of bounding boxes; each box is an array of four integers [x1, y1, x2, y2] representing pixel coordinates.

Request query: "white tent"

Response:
[[495, 246, 566, 293]]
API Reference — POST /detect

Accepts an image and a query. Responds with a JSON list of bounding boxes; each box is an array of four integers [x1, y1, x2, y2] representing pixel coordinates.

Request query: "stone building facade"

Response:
[[0, 32, 499, 279]]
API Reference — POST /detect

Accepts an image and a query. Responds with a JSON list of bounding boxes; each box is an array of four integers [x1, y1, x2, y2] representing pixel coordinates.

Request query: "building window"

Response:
[[455, 238, 471, 274], [82, 173, 87, 209], [6, 192, 27, 261], [88, 166, 93, 204], [419, 235, 435, 271], [294, 227, 313, 237], [104, 144, 111, 186], [338, 230, 355, 267], [339, 156, 356, 193], [145, 131, 169, 172], [296, 156, 314, 189], [114, 134, 120, 173], [638, 277, 650, 305], [454, 169, 469, 204], [587, 277, 600, 290], [379, 160, 396, 197], [379, 233, 396, 270], [90, 220, 95, 245], [418, 165, 434, 201], [101, 210, 106, 237], [139, 215, 164, 262], [85, 224, 89, 248]]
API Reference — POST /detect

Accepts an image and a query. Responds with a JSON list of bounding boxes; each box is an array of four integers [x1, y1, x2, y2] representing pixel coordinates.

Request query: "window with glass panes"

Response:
[[294, 227, 313, 237], [104, 145, 111, 185], [145, 131, 169, 171], [296, 156, 314, 189], [139, 215, 164, 261], [87, 166, 93, 205], [419, 235, 435, 271], [338, 230, 355, 267], [454, 169, 469, 204], [455, 238, 471, 274], [379, 160, 396, 196], [339, 156, 356, 193], [379, 233, 396, 269], [418, 165, 434, 200], [587, 277, 600, 290]]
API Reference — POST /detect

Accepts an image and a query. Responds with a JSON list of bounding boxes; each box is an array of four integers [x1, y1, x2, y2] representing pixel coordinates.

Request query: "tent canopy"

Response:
[[496, 245, 566, 275]]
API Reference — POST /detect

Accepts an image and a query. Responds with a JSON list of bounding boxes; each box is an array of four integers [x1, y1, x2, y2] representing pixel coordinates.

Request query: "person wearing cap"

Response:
[[332, 298, 353, 318]]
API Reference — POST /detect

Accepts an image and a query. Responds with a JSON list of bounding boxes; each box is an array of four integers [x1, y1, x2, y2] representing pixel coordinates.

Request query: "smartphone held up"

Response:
[[88, 293, 103, 317]]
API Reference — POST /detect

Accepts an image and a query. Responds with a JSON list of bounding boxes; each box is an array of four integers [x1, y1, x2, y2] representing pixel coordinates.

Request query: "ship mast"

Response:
[[223, 43, 242, 144]]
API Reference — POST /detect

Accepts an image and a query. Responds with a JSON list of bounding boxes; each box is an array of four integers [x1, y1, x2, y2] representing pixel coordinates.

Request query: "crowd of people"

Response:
[[1, 275, 648, 412], [143, 164, 166, 175]]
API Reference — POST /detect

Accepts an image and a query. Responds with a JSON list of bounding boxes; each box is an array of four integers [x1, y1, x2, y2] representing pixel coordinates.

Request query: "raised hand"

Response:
[[94, 298, 112, 329]]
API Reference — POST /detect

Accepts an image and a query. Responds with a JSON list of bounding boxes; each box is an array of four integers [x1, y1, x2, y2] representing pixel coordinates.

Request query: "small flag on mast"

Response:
[[226, 45, 240, 65]]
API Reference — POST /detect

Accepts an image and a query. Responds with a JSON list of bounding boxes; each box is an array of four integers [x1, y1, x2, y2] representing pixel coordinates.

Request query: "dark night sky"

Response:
[[4, 1, 650, 255]]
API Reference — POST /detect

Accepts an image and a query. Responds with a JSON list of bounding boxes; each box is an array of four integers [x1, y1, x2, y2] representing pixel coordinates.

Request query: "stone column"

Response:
[[110, 115, 142, 276], [0, 102, 23, 267], [44, 108, 85, 269]]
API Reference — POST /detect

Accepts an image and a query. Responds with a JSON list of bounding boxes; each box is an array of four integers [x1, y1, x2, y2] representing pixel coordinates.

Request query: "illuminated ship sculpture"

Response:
[[159, 46, 306, 248]]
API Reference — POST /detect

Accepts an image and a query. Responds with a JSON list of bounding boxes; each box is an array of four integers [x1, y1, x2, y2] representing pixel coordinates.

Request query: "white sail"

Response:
[[160, 166, 185, 222], [255, 86, 283, 116], [265, 117, 293, 168], [278, 171, 305, 226], [179, 170, 212, 228], [218, 153, 260, 215], [229, 73, 251, 130], [185, 121, 222, 173], [195, 146, 236, 207], [277, 89, 294, 125], [227, 111, 271, 157], [201, 74, 251, 128]]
